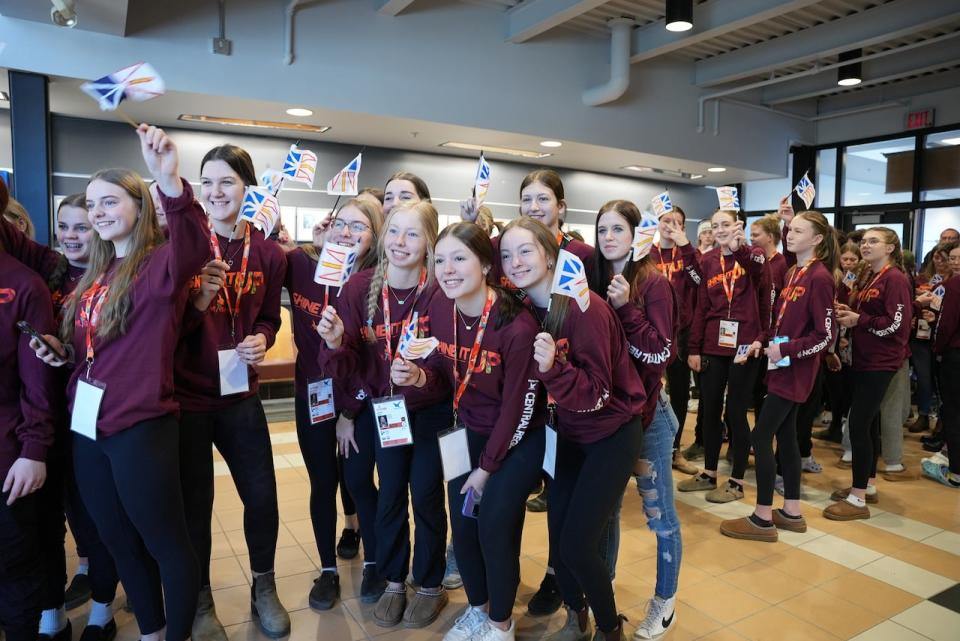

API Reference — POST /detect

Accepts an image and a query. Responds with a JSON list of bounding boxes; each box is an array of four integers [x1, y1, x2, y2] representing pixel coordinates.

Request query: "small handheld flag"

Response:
[[282, 144, 318, 188], [474, 153, 491, 206], [260, 168, 285, 196], [550, 249, 590, 312], [81, 62, 165, 111], [632, 212, 660, 261], [313, 242, 359, 288], [794, 172, 816, 210], [716, 186, 740, 212], [397, 312, 440, 360], [239, 187, 281, 236], [326, 153, 362, 196], [650, 191, 673, 218]]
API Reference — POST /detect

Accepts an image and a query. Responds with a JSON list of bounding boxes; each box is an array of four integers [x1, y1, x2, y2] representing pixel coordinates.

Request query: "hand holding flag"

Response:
[[550, 249, 590, 312], [81, 62, 165, 128], [396, 312, 440, 359], [474, 153, 491, 206]]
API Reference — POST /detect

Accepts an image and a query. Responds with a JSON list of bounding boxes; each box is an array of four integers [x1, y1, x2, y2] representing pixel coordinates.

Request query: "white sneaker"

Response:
[[634, 596, 676, 640], [471, 619, 515, 641], [444, 606, 488, 641], [840, 451, 852, 463]]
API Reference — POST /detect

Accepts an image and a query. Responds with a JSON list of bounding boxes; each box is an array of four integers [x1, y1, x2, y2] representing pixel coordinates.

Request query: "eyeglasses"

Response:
[[331, 220, 370, 234], [858, 238, 887, 246]]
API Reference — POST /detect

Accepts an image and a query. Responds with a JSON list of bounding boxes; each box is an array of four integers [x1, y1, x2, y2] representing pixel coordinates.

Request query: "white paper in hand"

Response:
[[218, 349, 250, 396]]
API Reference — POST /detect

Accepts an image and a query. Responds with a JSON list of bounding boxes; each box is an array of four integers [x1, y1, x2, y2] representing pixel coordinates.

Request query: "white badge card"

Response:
[[543, 425, 558, 479], [916, 319, 932, 340], [767, 336, 791, 370], [438, 426, 471, 482], [718, 320, 739, 349], [71, 379, 105, 440], [734, 344, 751, 364], [218, 348, 250, 396], [308, 378, 335, 424], [372, 395, 414, 448]]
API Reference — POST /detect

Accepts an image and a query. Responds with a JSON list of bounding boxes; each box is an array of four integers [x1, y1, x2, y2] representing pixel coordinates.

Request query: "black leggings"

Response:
[[937, 350, 960, 474], [449, 427, 545, 622], [0, 493, 42, 641], [700, 355, 760, 478], [295, 396, 352, 569], [824, 364, 852, 439], [73, 417, 199, 641], [849, 370, 896, 489], [180, 396, 280, 587], [666, 327, 691, 449], [63, 456, 119, 604], [341, 406, 379, 565], [550, 417, 643, 632], [753, 393, 800, 506], [374, 401, 450, 588]]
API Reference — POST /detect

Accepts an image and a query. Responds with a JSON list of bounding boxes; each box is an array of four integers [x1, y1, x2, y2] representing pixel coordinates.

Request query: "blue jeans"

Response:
[[600, 391, 683, 599]]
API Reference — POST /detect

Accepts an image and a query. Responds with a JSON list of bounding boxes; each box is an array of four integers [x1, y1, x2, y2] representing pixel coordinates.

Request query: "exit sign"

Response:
[[905, 108, 935, 130]]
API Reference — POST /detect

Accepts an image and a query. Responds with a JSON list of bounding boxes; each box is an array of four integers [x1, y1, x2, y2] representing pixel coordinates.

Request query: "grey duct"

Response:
[[583, 18, 634, 106]]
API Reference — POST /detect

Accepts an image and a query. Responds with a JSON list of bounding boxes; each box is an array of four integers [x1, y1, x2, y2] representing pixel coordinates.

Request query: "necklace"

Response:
[[388, 285, 414, 305], [457, 308, 478, 331]]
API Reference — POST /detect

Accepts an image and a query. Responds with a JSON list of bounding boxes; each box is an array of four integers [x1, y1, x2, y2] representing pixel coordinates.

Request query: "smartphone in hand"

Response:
[[462, 486, 481, 519], [17, 320, 66, 359]]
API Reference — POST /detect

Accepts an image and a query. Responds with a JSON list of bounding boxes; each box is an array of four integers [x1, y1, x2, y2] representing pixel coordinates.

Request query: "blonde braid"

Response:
[[366, 260, 387, 327]]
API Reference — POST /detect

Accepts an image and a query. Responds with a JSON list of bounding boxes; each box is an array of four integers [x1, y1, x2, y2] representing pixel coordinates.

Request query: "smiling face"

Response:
[[435, 235, 486, 301], [597, 210, 632, 263], [200, 159, 246, 223], [56, 204, 94, 264], [85, 179, 140, 244], [383, 179, 420, 217], [840, 250, 860, 272], [499, 227, 550, 290], [383, 208, 428, 269], [785, 216, 822, 257], [328, 204, 374, 257], [711, 211, 739, 245], [520, 181, 564, 232], [659, 211, 683, 237]]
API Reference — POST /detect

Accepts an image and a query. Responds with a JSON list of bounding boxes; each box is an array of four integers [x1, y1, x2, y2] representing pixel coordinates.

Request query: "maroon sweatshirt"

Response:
[[284, 247, 365, 416], [689, 245, 772, 357], [766, 261, 836, 403], [0, 217, 64, 285], [52, 264, 86, 320], [491, 233, 594, 290], [651, 243, 700, 328], [64, 181, 211, 437], [933, 276, 960, 354], [536, 291, 646, 444], [317, 268, 450, 412], [0, 253, 57, 479], [419, 295, 546, 473], [614, 272, 676, 428], [174, 224, 286, 412], [850, 266, 912, 372]]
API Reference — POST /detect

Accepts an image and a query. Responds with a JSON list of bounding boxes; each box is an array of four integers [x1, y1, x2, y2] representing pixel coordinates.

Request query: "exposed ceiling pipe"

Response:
[[583, 18, 634, 106], [284, 0, 309, 65]]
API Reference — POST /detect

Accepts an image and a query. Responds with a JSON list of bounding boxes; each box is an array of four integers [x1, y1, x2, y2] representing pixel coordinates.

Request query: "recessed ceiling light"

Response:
[[837, 78, 862, 87], [837, 49, 862, 87], [285, 107, 313, 117], [707, 167, 726, 173], [440, 142, 551, 159], [622, 165, 652, 172], [665, 0, 693, 32], [540, 140, 563, 148], [178, 115, 330, 133], [690, 174, 703, 179]]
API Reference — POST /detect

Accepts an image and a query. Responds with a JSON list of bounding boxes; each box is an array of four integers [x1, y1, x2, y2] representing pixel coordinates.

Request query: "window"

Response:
[[843, 138, 914, 206], [743, 153, 793, 212], [921, 130, 960, 201], [919, 206, 960, 260], [815, 148, 836, 209]]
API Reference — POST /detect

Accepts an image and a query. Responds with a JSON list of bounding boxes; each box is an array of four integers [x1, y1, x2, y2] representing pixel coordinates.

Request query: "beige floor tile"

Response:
[[681, 539, 762, 576], [696, 627, 751, 640], [622, 598, 724, 641], [675, 577, 769, 625], [279, 497, 312, 522], [211, 556, 250, 590], [341, 586, 470, 639], [856, 555, 956, 598], [848, 620, 932, 641], [818, 572, 921, 619], [779, 588, 885, 638], [861, 511, 943, 542], [731, 607, 841, 641], [285, 602, 369, 641], [212, 531, 236, 559], [213, 583, 256, 626], [887, 540, 960, 582], [760, 548, 850, 585], [219, 507, 247, 532], [922, 530, 960, 555], [891, 601, 960, 641], [797, 534, 884, 569], [719, 561, 814, 604]]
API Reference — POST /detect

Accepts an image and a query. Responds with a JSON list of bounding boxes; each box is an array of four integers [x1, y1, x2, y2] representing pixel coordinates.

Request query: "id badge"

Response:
[[718, 320, 739, 349], [543, 424, 558, 479], [916, 319, 932, 340], [72, 378, 105, 441], [767, 336, 791, 370], [308, 378, 335, 424], [372, 395, 413, 448], [218, 348, 249, 396], [438, 425, 471, 482]]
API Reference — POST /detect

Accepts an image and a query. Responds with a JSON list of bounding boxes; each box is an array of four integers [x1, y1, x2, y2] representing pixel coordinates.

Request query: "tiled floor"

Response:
[[60, 411, 960, 641]]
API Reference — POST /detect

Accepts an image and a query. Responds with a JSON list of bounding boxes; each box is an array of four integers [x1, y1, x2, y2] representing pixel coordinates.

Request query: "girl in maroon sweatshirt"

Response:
[[651, 207, 700, 474], [823, 227, 913, 521], [396, 222, 546, 641], [174, 144, 289, 639], [282, 198, 383, 609], [680, 209, 771, 503], [929, 242, 960, 487], [317, 201, 451, 628], [720, 211, 838, 542], [498, 216, 645, 641], [32, 125, 207, 641], [590, 200, 683, 639]]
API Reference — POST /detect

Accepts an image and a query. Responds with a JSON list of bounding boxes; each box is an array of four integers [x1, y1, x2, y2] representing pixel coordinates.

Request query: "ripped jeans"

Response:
[[599, 390, 683, 599]]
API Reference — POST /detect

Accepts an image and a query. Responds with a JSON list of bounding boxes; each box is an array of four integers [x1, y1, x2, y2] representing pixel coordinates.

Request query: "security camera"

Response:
[[50, 0, 78, 28]]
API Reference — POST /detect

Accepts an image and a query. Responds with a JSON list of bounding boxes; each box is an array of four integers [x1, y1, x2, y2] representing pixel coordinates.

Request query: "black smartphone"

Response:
[[17, 321, 66, 359]]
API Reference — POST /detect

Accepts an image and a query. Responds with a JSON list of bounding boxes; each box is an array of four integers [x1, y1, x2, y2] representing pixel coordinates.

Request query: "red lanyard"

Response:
[[381, 269, 427, 363], [656, 244, 676, 279], [79, 272, 109, 375], [208, 222, 251, 340], [855, 264, 891, 312], [452, 288, 495, 418], [718, 253, 740, 317], [773, 259, 814, 335]]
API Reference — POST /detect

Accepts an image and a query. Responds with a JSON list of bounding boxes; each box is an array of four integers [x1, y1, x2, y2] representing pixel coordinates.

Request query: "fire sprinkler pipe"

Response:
[[284, 0, 309, 65], [583, 18, 635, 106]]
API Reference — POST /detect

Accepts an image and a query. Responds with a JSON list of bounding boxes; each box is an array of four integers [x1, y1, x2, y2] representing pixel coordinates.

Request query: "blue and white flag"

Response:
[[326, 153, 362, 196], [474, 153, 491, 206], [794, 172, 816, 210], [282, 145, 318, 188], [650, 191, 673, 218], [716, 186, 740, 212], [550, 249, 590, 312]]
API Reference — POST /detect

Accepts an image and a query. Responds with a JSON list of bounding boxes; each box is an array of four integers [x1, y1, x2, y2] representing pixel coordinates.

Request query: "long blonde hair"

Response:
[[365, 201, 439, 324], [304, 198, 384, 272], [60, 169, 165, 341]]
